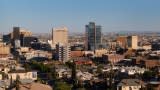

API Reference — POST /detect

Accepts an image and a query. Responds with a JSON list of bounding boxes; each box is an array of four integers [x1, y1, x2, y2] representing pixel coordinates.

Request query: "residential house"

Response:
[[117, 79, 144, 90]]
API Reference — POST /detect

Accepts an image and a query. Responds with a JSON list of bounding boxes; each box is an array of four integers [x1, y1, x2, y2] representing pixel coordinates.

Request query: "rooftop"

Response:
[[19, 82, 52, 90], [117, 79, 143, 86]]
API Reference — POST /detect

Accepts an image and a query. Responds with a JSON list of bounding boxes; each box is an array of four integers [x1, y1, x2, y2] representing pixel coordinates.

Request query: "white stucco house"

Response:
[[8, 70, 37, 81]]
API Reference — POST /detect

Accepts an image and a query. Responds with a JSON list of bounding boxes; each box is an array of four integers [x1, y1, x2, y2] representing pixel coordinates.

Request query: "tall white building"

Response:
[[127, 35, 138, 49], [56, 43, 70, 62], [52, 27, 68, 46]]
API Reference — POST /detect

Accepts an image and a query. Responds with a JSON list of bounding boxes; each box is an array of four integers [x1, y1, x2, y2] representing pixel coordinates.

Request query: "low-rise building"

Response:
[[0, 58, 16, 67], [102, 54, 124, 64], [94, 49, 108, 57], [0, 65, 10, 74], [75, 60, 93, 65], [141, 44, 152, 50], [117, 79, 144, 90], [120, 66, 147, 75], [147, 81, 160, 90], [56, 68, 71, 79], [83, 51, 94, 56], [77, 71, 93, 81], [70, 51, 84, 58], [20, 47, 30, 53], [24, 50, 52, 60], [0, 80, 10, 90], [8, 70, 37, 81]]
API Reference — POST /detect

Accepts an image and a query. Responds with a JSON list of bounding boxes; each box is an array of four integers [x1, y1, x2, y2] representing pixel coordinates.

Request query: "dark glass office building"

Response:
[[85, 22, 102, 51]]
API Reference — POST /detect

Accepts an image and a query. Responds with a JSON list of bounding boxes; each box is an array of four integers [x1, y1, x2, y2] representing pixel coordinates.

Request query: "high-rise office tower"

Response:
[[52, 27, 68, 46], [85, 22, 102, 51], [13, 27, 32, 40], [13, 27, 20, 40], [12, 27, 32, 47], [127, 35, 138, 49]]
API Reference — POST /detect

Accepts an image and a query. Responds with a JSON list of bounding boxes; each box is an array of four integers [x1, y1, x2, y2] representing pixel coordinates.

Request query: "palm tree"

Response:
[[52, 64, 57, 80], [15, 75, 20, 90], [71, 60, 77, 88], [10, 76, 13, 86], [107, 61, 115, 90]]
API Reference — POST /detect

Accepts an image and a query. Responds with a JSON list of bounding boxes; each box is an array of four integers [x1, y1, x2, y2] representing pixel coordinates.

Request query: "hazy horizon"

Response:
[[1, 0, 160, 33]]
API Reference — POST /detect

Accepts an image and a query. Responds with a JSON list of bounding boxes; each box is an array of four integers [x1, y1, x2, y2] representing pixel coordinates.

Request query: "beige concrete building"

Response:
[[8, 70, 37, 81], [141, 44, 152, 50], [127, 35, 138, 49], [94, 49, 108, 57], [0, 59, 16, 67], [117, 36, 127, 48], [0, 45, 10, 55], [24, 50, 52, 60], [52, 27, 68, 46], [0, 43, 10, 57], [102, 54, 124, 64]]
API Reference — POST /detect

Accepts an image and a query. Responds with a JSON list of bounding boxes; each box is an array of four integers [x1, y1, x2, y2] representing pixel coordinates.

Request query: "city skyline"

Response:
[[1, 0, 160, 33]]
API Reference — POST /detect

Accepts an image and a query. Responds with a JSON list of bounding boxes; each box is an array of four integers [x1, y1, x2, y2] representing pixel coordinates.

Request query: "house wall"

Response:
[[8, 72, 37, 81], [117, 86, 141, 90]]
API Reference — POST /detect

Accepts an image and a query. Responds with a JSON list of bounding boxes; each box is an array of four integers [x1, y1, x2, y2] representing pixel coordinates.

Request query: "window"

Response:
[[32, 72, 37, 78]]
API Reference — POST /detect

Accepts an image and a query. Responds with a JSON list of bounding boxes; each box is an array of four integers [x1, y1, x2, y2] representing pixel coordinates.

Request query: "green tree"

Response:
[[143, 71, 156, 81], [97, 64, 103, 74], [106, 62, 115, 90], [76, 87, 86, 90], [0, 72, 8, 80], [24, 63, 31, 71], [15, 75, 20, 90], [54, 81, 72, 90], [71, 60, 77, 87], [52, 64, 57, 80]]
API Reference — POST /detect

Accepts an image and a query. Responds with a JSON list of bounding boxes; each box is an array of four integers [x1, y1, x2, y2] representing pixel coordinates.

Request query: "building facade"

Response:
[[52, 27, 68, 46], [127, 35, 138, 49], [8, 70, 37, 81], [56, 43, 70, 62], [117, 36, 128, 48], [13, 27, 32, 40], [0, 43, 10, 57], [12, 27, 32, 47], [85, 22, 102, 51], [117, 79, 143, 90]]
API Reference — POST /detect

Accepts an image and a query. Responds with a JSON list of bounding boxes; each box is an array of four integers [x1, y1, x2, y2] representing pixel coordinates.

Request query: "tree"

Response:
[[0, 72, 8, 80], [65, 61, 73, 68], [54, 81, 72, 90], [24, 63, 31, 71], [107, 62, 115, 90], [76, 87, 86, 90], [71, 60, 77, 87], [15, 75, 20, 90], [124, 54, 131, 59], [143, 71, 156, 81], [10, 76, 13, 85], [30, 61, 50, 72], [97, 64, 103, 74], [52, 64, 57, 80]]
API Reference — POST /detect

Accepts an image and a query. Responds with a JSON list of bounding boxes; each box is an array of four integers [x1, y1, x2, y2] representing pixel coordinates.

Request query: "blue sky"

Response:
[[0, 0, 160, 33]]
